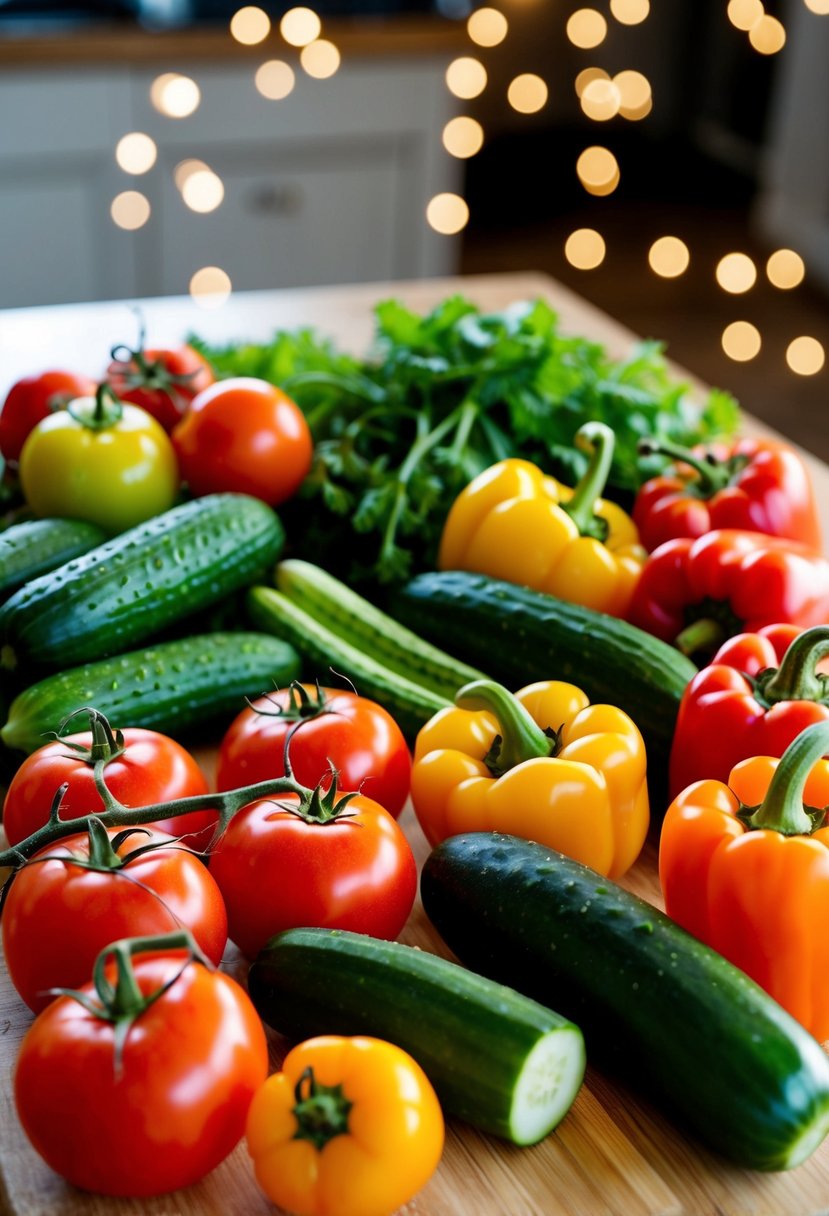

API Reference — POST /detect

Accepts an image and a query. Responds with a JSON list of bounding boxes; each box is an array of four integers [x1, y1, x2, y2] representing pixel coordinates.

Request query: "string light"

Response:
[[115, 133, 157, 175], [442, 116, 484, 158], [565, 229, 606, 269], [576, 146, 620, 196], [467, 7, 508, 46], [580, 78, 621, 121], [150, 73, 201, 118], [726, 0, 763, 30], [174, 159, 209, 190], [722, 321, 762, 361], [190, 266, 232, 309], [609, 0, 650, 23], [255, 60, 296, 101], [749, 14, 786, 53], [648, 236, 690, 278], [426, 193, 469, 234], [507, 74, 548, 114], [787, 336, 825, 375], [766, 249, 805, 289], [803, 0, 829, 12], [614, 70, 652, 120], [566, 9, 607, 48], [229, 6, 270, 45], [575, 67, 609, 97], [446, 57, 488, 99], [181, 169, 225, 214], [300, 40, 341, 78], [280, 7, 322, 46], [716, 252, 757, 293], [111, 191, 151, 230]]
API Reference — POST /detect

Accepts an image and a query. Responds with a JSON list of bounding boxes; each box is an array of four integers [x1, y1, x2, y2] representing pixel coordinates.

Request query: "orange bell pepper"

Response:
[[660, 720, 829, 1042], [411, 678, 649, 879], [438, 422, 646, 618]]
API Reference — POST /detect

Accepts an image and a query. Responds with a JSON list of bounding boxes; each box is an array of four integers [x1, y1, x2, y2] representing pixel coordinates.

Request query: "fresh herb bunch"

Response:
[[194, 295, 739, 586]]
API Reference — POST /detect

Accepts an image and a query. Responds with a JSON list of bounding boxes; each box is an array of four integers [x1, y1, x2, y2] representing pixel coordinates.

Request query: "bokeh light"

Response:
[[575, 67, 609, 98], [442, 116, 484, 158], [787, 336, 825, 375], [174, 159, 210, 190], [467, 7, 508, 46], [150, 73, 201, 118], [507, 74, 548, 114], [609, 0, 650, 23], [564, 228, 606, 269], [749, 14, 786, 53], [115, 133, 157, 175], [111, 191, 151, 230], [181, 169, 225, 214], [566, 9, 607, 48], [726, 0, 764, 30], [648, 236, 690, 278], [580, 78, 621, 121], [280, 7, 322, 46], [426, 193, 470, 234], [716, 252, 758, 293], [722, 321, 762, 361], [190, 266, 232, 309], [446, 57, 488, 99], [230, 6, 271, 45], [614, 70, 652, 120], [300, 40, 341, 79], [576, 146, 620, 196], [804, 0, 829, 12], [255, 60, 296, 100], [766, 248, 806, 289]]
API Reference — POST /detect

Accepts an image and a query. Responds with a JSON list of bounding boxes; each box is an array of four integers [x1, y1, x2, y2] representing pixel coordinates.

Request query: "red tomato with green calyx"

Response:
[[106, 341, 214, 433], [0, 369, 96, 464]]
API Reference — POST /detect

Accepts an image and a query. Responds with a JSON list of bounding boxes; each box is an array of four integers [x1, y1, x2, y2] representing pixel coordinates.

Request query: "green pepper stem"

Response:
[[292, 1067, 353, 1151], [674, 617, 725, 660], [562, 422, 615, 540], [455, 679, 555, 776], [637, 436, 730, 496], [760, 627, 829, 706], [746, 720, 829, 835]]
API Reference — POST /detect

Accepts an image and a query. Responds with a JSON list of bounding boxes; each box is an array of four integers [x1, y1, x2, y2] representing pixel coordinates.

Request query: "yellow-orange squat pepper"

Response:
[[412, 678, 649, 879], [439, 422, 646, 618]]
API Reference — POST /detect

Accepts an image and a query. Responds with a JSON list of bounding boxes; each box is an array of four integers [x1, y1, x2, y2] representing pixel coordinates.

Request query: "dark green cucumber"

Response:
[[275, 559, 485, 700], [246, 584, 449, 741], [0, 494, 285, 672], [421, 833, 829, 1172], [1, 631, 300, 755], [249, 927, 585, 1145], [0, 518, 107, 599]]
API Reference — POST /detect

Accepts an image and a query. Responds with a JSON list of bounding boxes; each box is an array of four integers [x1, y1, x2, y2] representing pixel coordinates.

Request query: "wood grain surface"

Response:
[[2, 273, 829, 1216]]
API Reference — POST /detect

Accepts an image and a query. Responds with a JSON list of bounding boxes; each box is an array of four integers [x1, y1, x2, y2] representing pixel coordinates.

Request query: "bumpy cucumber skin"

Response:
[[421, 833, 829, 1172], [0, 518, 108, 599], [1, 631, 300, 754], [249, 926, 584, 1144], [276, 559, 485, 700], [0, 494, 285, 671], [246, 584, 449, 742]]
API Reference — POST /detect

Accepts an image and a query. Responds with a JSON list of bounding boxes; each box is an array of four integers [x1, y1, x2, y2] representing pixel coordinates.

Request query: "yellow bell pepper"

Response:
[[411, 678, 649, 879], [438, 422, 646, 618]]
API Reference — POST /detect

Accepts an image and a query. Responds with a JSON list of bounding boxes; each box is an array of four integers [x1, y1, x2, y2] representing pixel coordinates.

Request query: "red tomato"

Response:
[[216, 686, 412, 818], [15, 954, 268, 1196], [106, 344, 214, 433], [2, 727, 217, 850], [0, 370, 96, 464], [2, 826, 228, 1012], [209, 793, 417, 958], [172, 377, 313, 506]]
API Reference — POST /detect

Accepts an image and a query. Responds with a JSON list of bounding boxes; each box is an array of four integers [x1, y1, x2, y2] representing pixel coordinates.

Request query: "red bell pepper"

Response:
[[634, 436, 821, 553], [669, 623, 829, 797], [627, 529, 829, 662]]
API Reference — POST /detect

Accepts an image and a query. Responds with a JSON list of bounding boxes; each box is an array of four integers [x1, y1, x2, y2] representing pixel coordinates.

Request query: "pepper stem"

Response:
[[746, 720, 829, 836], [638, 437, 730, 496], [456, 679, 556, 777], [675, 617, 725, 660], [292, 1067, 353, 1152], [759, 626, 829, 706], [562, 422, 615, 541]]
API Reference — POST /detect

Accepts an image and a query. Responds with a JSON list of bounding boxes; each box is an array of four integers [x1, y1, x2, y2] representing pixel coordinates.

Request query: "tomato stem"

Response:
[[51, 706, 126, 765]]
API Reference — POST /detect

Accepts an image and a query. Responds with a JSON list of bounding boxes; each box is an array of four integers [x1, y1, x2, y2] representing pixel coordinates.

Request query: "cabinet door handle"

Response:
[[245, 184, 304, 215]]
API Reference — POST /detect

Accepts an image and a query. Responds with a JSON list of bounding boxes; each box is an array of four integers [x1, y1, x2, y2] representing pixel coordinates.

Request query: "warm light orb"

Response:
[[767, 248, 805, 289], [804, 0, 829, 13], [115, 132, 157, 175], [230, 5, 271, 45], [111, 191, 151, 231], [648, 236, 690, 278], [255, 60, 296, 99], [716, 252, 758, 293], [726, 0, 763, 29], [575, 67, 609, 97], [467, 7, 508, 46], [749, 14, 786, 53], [566, 8, 607, 48], [300, 39, 341, 78], [280, 6, 322, 46], [426, 192, 470, 235], [181, 169, 225, 214], [609, 0, 649, 23], [507, 74, 548, 114], [614, 70, 652, 119], [446, 57, 488, 99], [564, 228, 606, 270], [442, 116, 485, 158], [150, 73, 201, 118], [722, 321, 762, 362], [576, 146, 619, 196], [787, 336, 825, 375], [174, 159, 210, 190], [580, 78, 621, 121], [190, 266, 232, 309]]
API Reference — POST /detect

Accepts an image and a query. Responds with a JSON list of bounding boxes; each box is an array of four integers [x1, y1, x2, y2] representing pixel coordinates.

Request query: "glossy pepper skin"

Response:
[[670, 624, 829, 797], [411, 678, 649, 880], [633, 436, 821, 553], [627, 529, 829, 663], [660, 720, 829, 1043], [439, 423, 646, 619]]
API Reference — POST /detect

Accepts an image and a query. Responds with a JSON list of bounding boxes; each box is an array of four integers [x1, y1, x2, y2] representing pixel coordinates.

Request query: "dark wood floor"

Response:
[[461, 201, 829, 464]]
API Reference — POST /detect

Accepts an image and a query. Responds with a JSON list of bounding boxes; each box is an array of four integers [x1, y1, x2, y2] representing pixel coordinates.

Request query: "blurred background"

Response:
[[1, 0, 827, 455]]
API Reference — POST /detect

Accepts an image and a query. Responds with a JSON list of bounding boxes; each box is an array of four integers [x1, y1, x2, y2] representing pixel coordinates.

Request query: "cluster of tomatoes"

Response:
[[3, 686, 442, 1212], [0, 336, 313, 529]]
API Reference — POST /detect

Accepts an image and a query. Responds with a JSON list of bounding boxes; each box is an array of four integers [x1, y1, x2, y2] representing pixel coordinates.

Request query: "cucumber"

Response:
[[1, 631, 300, 755], [275, 559, 485, 700], [246, 584, 449, 741], [0, 518, 107, 599], [421, 833, 829, 1172], [0, 494, 285, 672], [248, 927, 585, 1146]]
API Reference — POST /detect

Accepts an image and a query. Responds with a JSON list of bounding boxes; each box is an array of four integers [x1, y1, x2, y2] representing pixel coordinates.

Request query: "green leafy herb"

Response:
[[193, 295, 739, 587]]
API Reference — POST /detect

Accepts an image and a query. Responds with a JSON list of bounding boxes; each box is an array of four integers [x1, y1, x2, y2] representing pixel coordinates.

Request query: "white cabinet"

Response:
[[0, 53, 462, 308]]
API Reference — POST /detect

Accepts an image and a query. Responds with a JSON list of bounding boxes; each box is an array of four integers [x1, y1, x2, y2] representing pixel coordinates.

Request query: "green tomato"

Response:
[[19, 394, 180, 533]]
